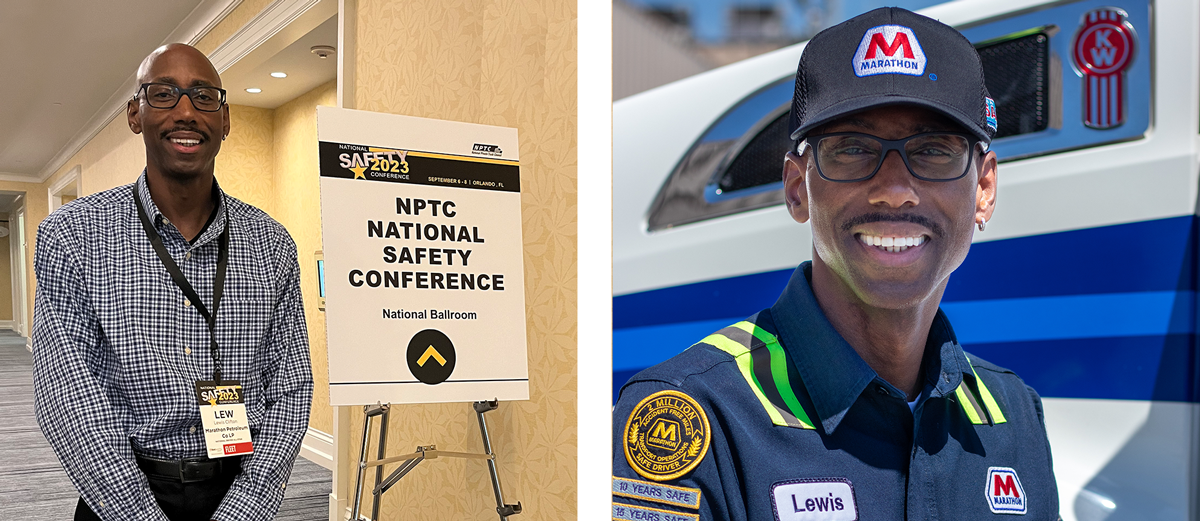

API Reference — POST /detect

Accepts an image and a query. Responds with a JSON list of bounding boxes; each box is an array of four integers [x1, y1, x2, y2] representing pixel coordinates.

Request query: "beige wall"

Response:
[[218, 104, 276, 212], [271, 80, 338, 434], [339, 0, 578, 519]]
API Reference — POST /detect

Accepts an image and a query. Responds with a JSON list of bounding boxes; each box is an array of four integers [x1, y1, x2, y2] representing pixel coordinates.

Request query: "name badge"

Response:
[[195, 381, 254, 458], [771, 479, 858, 521]]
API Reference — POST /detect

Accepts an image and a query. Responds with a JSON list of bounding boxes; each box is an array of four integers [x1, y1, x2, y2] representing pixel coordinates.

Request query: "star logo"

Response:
[[350, 165, 367, 179]]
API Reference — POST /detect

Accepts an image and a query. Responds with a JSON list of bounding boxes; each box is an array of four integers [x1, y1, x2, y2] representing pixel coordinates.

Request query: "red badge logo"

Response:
[[985, 467, 1027, 514], [1072, 8, 1136, 129]]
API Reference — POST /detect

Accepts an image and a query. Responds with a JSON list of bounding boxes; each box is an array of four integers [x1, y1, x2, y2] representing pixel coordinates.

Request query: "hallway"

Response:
[[0, 331, 331, 519]]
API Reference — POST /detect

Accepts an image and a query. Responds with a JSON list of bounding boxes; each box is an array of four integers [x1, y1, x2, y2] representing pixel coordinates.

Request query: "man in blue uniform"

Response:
[[612, 8, 1059, 521]]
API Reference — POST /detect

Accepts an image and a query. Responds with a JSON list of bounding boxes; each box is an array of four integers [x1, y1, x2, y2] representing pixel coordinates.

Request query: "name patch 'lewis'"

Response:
[[771, 479, 858, 521]]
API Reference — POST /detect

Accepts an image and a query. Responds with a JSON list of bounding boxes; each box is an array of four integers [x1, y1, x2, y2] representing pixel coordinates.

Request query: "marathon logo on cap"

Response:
[[853, 25, 927, 77], [985, 467, 1027, 514], [985, 97, 997, 132]]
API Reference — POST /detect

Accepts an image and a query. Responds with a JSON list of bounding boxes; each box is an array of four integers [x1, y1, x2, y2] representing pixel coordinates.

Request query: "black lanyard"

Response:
[[134, 187, 230, 383]]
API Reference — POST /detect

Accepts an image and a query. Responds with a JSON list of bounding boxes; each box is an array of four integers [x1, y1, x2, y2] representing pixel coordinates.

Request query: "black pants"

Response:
[[73, 471, 236, 521]]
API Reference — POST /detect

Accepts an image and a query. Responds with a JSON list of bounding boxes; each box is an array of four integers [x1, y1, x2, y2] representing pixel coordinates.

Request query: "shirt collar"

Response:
[[769, 261, 972, 433], [136, 170, 227, 247]]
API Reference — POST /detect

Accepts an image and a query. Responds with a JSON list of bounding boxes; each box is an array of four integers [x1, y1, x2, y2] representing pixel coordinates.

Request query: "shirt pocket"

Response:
[[215, 297, 275, 375]]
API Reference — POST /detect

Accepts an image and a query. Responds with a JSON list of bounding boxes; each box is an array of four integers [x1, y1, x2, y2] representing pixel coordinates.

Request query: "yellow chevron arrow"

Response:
[[417, 346, 447, 367]]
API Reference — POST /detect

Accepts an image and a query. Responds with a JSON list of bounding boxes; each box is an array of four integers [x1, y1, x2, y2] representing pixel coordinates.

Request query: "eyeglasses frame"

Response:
[[135, 82, 228, 113], [800, 131, 983, 183]]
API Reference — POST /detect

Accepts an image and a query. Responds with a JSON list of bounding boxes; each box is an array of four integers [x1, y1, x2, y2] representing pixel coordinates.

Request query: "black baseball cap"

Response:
[[789, 7, 996, 143]]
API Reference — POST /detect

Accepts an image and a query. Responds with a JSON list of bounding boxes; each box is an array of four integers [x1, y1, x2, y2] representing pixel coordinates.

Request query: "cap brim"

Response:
[[790, 94, 991, 143]]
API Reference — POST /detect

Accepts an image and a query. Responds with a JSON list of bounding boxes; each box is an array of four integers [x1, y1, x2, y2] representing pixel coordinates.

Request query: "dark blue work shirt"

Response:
[[612, 263, 1058, 520]]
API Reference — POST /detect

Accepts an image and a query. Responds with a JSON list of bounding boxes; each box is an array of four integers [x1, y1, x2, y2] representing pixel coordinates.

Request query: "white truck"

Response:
[[613, 0, 1200, 519]]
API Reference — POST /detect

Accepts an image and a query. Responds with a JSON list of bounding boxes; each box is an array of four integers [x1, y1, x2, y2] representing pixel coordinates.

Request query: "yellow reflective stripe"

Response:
[[954, 383, 985, 424], [698, 334, 787, 426], [965, 357, 1008, 424], [729, 321, 815, 429]]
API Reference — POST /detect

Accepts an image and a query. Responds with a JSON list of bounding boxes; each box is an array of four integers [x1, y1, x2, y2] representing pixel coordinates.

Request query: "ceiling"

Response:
[[223, 15, 338, 109], [0, 0, 210, 179], [0, 0, 338, 181]]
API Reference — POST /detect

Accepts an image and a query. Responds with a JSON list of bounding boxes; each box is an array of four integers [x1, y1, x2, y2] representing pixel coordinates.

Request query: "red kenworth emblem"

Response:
[[1072, 8, 1136, 129]]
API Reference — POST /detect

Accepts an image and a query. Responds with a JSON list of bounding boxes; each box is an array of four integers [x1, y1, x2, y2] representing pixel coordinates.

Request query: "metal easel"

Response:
[[349, 400, 523, 521]]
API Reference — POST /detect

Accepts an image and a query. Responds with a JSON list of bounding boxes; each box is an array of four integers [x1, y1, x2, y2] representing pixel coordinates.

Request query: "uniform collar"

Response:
[[136, 170, 227, 247], [769, 261, 973, 433]]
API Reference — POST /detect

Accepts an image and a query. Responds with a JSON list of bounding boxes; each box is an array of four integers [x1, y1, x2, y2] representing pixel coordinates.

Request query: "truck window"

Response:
[[647, 0, 1150, 231]]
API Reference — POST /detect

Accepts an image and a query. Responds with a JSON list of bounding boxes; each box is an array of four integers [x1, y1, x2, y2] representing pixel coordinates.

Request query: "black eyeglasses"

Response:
[[137, 83, 227, 112], [802, 132, 982, 182]]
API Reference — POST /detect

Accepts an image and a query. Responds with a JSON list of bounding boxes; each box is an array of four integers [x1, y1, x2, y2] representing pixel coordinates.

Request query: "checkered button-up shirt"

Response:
[[32, 173, 313, 521]]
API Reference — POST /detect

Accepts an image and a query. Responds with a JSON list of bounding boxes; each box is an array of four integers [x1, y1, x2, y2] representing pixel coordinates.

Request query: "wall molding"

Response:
[[208, 0, 324, 73], [0, 321, 14, 330], [300, 426, 334, 470], [33, 0, 246, 184], [25, 336, 32, 352]]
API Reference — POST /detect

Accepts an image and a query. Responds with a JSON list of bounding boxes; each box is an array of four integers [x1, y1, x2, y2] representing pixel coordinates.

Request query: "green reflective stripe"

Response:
[[965, 356, 1008, 424], [954, 382, 986, 425], [765, 343, 814, 428], [704, 323, 815, 430], [698, 333, 787, 426], [749, 345, 806, 428], [730, 321, 815, 429]]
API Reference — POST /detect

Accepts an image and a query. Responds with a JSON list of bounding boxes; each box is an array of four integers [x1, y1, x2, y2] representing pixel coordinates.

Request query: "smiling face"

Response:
[[783, 104, 997, 310], [127, 44, 229, 181]]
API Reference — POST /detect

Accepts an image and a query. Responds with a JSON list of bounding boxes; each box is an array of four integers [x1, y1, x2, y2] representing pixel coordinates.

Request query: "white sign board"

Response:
[[318, 106, 529, 406]]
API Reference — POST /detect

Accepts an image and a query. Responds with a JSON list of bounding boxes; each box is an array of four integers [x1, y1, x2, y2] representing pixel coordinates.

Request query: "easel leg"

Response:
[[372, 407, 389, 520], [473, 400, 522, 520], [352, 404, 389, 521]]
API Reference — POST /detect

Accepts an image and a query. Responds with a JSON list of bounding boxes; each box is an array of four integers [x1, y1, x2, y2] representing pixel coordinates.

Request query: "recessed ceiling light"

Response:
[[246, 88, 262, 93], [270, 72, 287, 78]]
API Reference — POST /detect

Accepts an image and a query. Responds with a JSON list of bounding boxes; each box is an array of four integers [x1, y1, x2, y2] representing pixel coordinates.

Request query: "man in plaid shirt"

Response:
[[32, 43, 313, 521]]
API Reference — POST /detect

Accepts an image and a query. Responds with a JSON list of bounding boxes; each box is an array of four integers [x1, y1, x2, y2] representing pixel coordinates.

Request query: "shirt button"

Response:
[[184, 298, 191, 307], [99, 501, 105, 508], [281, 483, 287, 490], [184, 347, 192, 355], [875, 385, 889, 396], [162, 217, 170, 225], [190, 426, 196, 433], [184, 251, 192, 260]]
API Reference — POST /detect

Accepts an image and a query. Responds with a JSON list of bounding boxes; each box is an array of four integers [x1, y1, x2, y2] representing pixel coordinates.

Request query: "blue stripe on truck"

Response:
[[614, 216, 1196, 329], [613, 216, 1199, 402]]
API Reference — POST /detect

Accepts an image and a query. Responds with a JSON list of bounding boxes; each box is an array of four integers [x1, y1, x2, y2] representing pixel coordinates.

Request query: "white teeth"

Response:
[[858, 234, 926, 253], [171, 138, 200, 146]]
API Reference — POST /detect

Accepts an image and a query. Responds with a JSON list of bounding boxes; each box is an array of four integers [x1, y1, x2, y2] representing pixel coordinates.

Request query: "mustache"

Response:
[[160, 127, 209, 141], [841, 212, 943, 237]]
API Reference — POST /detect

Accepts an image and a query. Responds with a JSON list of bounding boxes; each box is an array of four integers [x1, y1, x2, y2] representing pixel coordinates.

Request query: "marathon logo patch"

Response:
[[853, 25, 927, 77], [613, 477, 701, 509], [771, 479, 858, 521], [612, 502, 698, 521], [985, 97, 998, 132], [985, 467, 1027, 514]]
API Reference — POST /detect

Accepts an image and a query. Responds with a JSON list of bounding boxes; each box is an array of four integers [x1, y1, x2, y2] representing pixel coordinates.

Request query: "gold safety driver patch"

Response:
[[624, 390, 711, 481]]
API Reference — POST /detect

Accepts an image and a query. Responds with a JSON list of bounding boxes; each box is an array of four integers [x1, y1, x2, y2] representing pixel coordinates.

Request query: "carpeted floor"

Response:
[[0, 330, 331, 520]]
